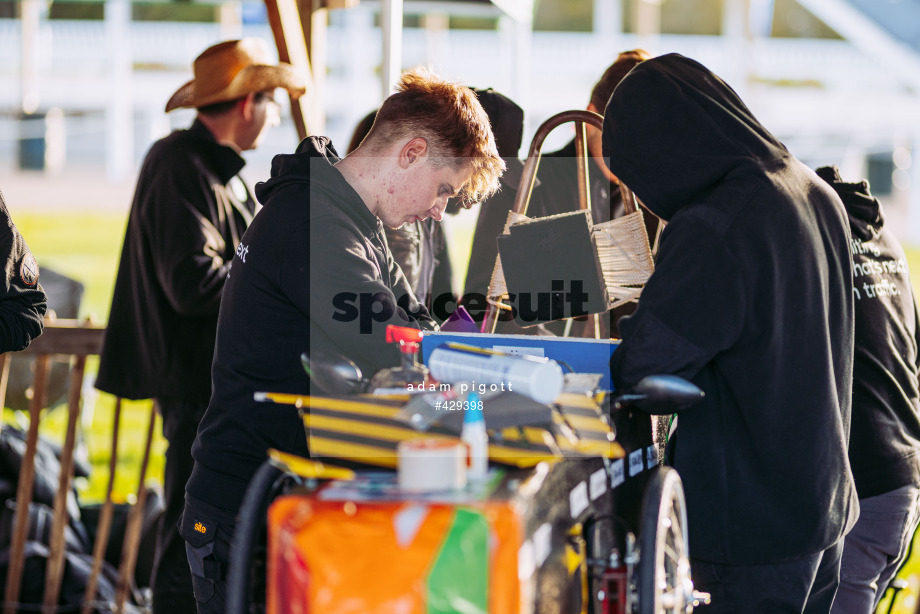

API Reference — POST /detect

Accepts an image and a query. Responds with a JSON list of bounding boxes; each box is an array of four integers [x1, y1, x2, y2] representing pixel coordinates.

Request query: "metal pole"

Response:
[[20, 0, 41, 114], [219, 1, 243, 40], [381, 0, 403, 99], [721, 0, 751, 100], [634, 0, 661, 50], [907, 136, 920, 246], [105, 0, 133, 182], [593, 0, 621, 39]]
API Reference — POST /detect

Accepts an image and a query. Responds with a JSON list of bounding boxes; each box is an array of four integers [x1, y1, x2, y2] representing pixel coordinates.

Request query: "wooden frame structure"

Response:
[[263, 0, 359, 140], [1, 319, 157, 614]]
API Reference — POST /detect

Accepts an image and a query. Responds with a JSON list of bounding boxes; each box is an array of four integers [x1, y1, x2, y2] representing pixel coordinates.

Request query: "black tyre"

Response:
[[637, 466, 694, 614], [226, 460, 285, 614]]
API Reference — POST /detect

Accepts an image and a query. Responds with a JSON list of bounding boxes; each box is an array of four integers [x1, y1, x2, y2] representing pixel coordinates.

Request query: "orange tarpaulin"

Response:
[[267, 493, 522, 614]]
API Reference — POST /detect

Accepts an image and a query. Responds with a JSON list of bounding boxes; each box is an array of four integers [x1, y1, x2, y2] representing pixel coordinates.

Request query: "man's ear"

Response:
[[587, 102, 600, 114], [240, 93, 256, 120], [398, 137, 428, 169]]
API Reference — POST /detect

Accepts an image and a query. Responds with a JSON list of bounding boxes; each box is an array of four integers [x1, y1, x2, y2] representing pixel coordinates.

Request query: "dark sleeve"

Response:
[[383, 233, 435, 329], [140, 165, 235, 317], [283, 218, 431, 372], [429, 224, 454, 321], [384, 224, 422, 295], [0, 201, 48, 352], [610, 215, 745, 388], [462, 189, 516, 302]]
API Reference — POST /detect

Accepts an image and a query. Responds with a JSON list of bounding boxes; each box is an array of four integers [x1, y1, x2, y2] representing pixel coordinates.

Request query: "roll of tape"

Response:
[[397, 438, 468, 492]]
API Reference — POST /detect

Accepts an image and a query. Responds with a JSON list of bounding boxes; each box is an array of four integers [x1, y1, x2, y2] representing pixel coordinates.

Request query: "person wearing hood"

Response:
[[95, 38, 305, 614], [460, 87, 530, 322], [604, 54, 858, 611], [181, 68, 503, 613], [816, 166, 920, 614]]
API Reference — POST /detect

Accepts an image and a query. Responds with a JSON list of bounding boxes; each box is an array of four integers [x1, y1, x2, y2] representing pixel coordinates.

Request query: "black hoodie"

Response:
[[604, 54, 858, 564], [189, 137, 430, 512], [817, 166, 920, 500]]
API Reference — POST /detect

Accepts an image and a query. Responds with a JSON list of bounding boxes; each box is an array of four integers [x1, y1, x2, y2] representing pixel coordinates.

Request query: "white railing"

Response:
[[1, 18, 918, 169], [0, 19, 911, 107]]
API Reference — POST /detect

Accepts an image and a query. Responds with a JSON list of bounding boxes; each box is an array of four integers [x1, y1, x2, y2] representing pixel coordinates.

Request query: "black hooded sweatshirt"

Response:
[[604, 54, 858, 564], [817, 166, 920, 500], [188, 137, 430, 513]]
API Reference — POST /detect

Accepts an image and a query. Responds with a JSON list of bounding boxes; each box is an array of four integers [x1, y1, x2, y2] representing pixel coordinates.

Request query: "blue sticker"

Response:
[[629, 449, 644, 477], [610, 459, 625, 488]]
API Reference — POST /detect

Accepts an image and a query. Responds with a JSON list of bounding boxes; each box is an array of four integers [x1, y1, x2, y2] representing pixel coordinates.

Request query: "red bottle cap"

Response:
[[385, 325, 424, 354]]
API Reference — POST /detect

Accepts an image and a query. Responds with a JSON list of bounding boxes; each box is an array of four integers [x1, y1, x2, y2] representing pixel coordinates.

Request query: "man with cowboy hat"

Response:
[[95, 37, 305, 614]]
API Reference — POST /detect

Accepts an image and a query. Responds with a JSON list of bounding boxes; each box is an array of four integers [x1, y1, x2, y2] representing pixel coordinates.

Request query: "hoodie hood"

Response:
[[473, 87, 524, 158], [255, 136, 379, 235], [815, 165, 883, 242], [602, 53, 789, 221]]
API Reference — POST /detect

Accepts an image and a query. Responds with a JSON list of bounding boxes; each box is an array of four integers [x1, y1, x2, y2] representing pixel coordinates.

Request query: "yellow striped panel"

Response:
[[309, 437, 398, 468], [305, 414, 453, 445]]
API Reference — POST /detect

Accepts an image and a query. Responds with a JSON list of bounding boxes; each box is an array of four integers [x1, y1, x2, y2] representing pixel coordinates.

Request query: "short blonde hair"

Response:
[[362, 68, 505, 204]]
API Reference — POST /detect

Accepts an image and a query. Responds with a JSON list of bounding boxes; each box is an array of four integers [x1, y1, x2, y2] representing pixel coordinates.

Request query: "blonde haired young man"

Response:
[[181, 69, 502, 613]]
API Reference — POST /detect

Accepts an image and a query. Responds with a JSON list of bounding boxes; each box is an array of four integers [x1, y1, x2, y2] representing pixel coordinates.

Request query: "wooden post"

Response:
[[82, 397, 123, 614], [264, 0, 316, 140], [0, 320, 106, 613], [43, 355, 88, 611], [302, 0, 327, 135], [114, 403, 157, 613], [3, 355, 49, 614]]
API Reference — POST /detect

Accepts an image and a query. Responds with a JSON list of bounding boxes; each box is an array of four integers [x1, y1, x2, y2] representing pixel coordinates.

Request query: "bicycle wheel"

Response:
[[637, 466, 694, 614], [226, 460, 284, 614]]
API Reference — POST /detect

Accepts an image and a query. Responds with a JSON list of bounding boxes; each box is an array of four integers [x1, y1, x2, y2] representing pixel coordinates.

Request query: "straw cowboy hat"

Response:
[[165, 38, 306, 112]]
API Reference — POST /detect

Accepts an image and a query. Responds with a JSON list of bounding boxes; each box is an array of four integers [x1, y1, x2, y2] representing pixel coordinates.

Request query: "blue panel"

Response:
[[421, 331, 619, 391]]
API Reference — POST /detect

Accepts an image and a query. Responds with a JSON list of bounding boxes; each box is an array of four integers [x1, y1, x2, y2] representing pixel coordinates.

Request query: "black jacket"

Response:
[[605, 54, 858, 564], [188, 137, 430, 512], [96, 120, 255, 402], [818, 166, 920, 499], [462, 138, 620, 307], [461, 157, 529, 305], [386, 218, 452, 322], [536, 138, 622, 224], [0, 190, 46, 352]]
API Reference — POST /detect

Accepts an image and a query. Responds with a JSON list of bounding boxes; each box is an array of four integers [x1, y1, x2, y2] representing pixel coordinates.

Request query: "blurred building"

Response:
[[1, 0, 919, 239]]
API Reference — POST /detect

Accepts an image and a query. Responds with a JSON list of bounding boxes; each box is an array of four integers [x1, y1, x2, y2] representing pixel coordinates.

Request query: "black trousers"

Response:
[[691, 540, 844, 613], [179, 495, 238, 614], [151, 398, 208, 614]]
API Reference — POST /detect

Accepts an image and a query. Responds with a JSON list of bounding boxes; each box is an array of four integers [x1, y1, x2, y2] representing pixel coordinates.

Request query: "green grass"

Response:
[[879, 532, 920, 613], [17, 212, 125, 324], [14, 209, 920, 613]]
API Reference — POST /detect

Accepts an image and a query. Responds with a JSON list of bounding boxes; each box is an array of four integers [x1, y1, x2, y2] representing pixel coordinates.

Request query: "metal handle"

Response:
[[485, 109, 636, 335], [619, 182, 639, 215], [510, 109, 604, 216]]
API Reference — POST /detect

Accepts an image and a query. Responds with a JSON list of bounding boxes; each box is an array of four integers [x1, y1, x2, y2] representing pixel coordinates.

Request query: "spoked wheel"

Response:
[[637, 466, 695, 614]]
